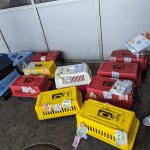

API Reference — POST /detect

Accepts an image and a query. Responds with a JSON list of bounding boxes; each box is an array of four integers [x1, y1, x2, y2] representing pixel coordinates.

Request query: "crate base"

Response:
[[12, 81, 52, 98], [39, 115, 76, 123]]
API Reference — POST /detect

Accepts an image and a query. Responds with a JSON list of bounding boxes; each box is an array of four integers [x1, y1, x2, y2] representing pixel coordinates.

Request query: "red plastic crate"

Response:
[[110, 50, 148, 70], [86, 76, 134, 109], [97, 61, 141, 87], [10, 76, 52, 98], [31, 51, 63, 66]]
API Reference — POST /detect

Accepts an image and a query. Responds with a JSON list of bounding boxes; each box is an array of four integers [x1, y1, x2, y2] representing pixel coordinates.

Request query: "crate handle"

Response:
[[18, 56, 23, 59], [122, 52, 130, 56], [52, 93, 64, 100], [103, 81, 114, 87], [97, 110, 113, 120], [35, 64, 43, 67], [41, 53, 48, 56], [113, 64, 124, 70], [24, 78, 34, 83]]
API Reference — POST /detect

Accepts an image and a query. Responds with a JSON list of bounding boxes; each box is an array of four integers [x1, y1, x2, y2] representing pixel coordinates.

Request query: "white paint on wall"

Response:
[[100, 0, 150, 60], [0, 8, 47, 52], [38, 0, 101, 60]]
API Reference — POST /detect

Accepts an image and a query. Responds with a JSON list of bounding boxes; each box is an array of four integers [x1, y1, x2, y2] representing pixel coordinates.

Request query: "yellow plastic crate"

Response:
[[35, 86, 83, 120], [23, 61, 56, 78], [76, 100, 140, 150]]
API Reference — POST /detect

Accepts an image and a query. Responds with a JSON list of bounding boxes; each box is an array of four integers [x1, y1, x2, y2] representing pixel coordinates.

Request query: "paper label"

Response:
[[21, 87, 36, 94], [42, 68, 47, 74], [75, 64, 84, 72], [115, 130, 128, 146], [125, 35, 150, 54], [63, 76, 71, 83], [62, 100, 72, 108], [72, 136, 81, 149], [124, 57, 132, 63], [22, 87, 29, 93], [76, 126, 88, 138], [32, 69, 37, 74], [24, 70, 30, 75], [90, 92, 97, 99], [112, 71, 119, 78], [110, 57, 116, 62], [103, 91, 112, 99], [40, 56, 46, 61], [43, 104, 51, 112], [53, 104, 62, 112]]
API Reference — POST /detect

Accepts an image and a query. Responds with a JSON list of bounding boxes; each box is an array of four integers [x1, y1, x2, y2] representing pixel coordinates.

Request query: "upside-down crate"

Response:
[[35, 86, 83, 120], [31, 51, 63, 66], [0, 53, 14, 80], [97, 61, 141, 87], [76, 100, 140, 150], [23, 61, 57, 79], [110, 50, 148, 71], [10, 76, 52, 98], [86, 76, 134, 109], [7, 52, 33, 72], [0, 69, 20, 97], [55, 63, 92, 91]]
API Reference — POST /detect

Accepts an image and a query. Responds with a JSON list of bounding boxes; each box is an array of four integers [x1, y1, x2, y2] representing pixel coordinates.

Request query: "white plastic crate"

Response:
[[55, 63, 92, 89]]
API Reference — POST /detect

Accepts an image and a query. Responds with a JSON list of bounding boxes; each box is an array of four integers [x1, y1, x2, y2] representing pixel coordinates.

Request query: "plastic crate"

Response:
[[110, 50, 148, 71], [0, 69, 20, 96], [97, 61, 141, 87], [0, 53, 14, 80], [35, 86, 83, 120], [86, 76, 134, 109], [7, 52, 33, 72], [10, 76, 52, 98], [55, 63, 92, 89], [23, 61, 56, 79], [31, 51, 63, 66], [76, 100, 140, 150]]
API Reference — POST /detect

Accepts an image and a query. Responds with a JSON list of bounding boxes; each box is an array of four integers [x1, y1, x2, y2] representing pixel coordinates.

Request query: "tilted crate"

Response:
[[55, 63, 92, 89], [23, 61, 56, 79], [31, 51, 63, 66], [7, 52, 33, 72], [0, 69, 20, 97], [10, 76, 52, 98], [76, 100, 140, 150], [86, 76, 134, 109], [35, 87, 83, 120], [97, 61, 141, 87], [0, 53, 14, 80], [110, 50, 148, 71]]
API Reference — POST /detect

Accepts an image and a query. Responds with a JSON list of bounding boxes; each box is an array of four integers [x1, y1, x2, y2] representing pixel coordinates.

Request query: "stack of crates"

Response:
[[10, 76, 52, 98], [76, 99, 140, 150], [0, 53, 20, 100], [86, 76, 134, 109], [110, 50, 148, 71], [7, 52, 33, 73], [55, 63, 92, 91], [35, 86, 83, 120], [97, 61, 141, 87], [31, 51, 63, 66]]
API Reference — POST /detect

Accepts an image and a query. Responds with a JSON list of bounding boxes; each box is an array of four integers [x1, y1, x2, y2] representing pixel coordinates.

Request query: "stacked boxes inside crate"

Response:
[[0, 53, 20, 100], [9, 51, 62, 99]]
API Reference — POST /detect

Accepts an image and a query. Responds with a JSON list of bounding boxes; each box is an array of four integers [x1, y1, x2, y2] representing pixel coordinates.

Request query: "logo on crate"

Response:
[[21, 87, 36, 94]]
